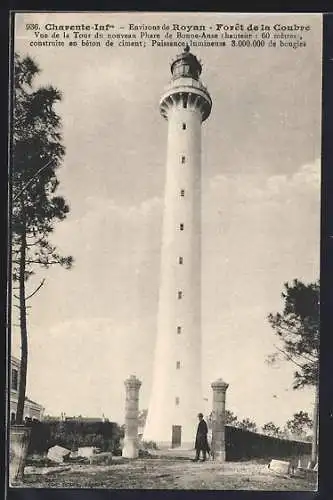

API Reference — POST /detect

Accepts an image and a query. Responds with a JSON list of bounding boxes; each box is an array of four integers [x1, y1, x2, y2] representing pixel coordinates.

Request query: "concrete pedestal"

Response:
[[211, 378, 229, 462], [9, 425, 31, 485], [122, 375, 142, 459]]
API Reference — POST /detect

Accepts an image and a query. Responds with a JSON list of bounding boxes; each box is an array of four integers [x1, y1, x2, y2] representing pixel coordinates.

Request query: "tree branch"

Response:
[[13, 158, 55, 202], [26, 237, 47, 248], [25, 259, 61, 265], [297, 352, 318, 363], [271, 322, 305, 339], [25, 278, 45, 300], [273, 344, 306, 370]]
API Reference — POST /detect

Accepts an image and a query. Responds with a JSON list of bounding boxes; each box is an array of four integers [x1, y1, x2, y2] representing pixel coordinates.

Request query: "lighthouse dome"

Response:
[[170, 44, 202, 81]]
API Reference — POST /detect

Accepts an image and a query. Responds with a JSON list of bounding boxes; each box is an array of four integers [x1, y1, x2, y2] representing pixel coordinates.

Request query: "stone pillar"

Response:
[[122, 375, 142, 459], [211, 378, 229, 462]]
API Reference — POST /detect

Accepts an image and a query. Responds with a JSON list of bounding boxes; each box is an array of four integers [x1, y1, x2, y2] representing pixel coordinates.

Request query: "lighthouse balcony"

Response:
[[159, 83, 212, 121]]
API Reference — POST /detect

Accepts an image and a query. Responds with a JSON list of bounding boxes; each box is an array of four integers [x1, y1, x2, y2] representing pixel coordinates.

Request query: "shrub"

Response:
[[141, 440, 158, 450], [26, 420, 122, 455]]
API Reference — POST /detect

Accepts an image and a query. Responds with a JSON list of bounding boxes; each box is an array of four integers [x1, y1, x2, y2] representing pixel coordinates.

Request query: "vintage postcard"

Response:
[[8, 11, 321, 491]]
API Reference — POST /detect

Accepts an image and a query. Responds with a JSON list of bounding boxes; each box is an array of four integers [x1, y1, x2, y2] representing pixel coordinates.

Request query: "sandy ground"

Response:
[[21, 457, 317, 490]]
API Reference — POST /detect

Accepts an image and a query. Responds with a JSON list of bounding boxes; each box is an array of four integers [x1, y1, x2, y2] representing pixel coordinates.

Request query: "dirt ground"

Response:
[[21, 457, 317, 490]]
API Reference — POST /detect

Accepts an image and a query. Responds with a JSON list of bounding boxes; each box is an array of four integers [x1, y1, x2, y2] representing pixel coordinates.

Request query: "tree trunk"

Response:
[[16, 222, 28, 425], [311, 383, 319, 466]]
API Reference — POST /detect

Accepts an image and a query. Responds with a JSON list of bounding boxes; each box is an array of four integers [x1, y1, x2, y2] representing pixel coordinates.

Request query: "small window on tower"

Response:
[[181, 156, 186, 164], [179, 223, 184, 231], [180, 189, 185, 197], [177, 326, 182, 334], [178, 290, 183, 299], [179, 256, 183, 264], [175, 397, 180, 406], [182, 123, 186, 130], [176, 361, 181, 369]]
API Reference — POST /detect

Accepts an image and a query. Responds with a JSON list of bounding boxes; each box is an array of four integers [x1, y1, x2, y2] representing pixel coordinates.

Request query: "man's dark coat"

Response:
[[195, 419, 210, 451]]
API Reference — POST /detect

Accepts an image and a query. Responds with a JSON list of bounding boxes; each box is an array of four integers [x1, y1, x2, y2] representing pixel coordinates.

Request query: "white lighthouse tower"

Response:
[[143, 45, 212, 448]]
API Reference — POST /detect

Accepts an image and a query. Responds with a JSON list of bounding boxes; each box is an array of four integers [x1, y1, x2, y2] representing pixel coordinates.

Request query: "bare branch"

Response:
[[25, 278, 45, 300]]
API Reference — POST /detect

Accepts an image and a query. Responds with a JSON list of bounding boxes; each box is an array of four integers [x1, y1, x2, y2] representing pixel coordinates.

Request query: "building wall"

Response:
[[9, 356, 44, 422], [10, 398, 44, 422]]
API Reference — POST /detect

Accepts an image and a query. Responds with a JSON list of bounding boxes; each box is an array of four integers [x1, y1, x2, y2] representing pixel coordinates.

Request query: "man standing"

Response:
[[193, 413, 210, 462]]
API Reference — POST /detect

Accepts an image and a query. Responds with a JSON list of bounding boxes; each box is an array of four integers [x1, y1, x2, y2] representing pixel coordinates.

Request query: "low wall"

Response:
[[225, 425, 311, 461]]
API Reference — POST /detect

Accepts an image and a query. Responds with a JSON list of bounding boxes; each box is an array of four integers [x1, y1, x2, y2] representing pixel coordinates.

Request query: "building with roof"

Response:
[[10, 355, 45, 423]]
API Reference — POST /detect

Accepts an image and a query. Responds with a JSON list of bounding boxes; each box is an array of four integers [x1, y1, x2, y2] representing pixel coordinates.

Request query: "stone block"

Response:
[[47, 445, 71, 463], [43, 466, 71, 475], [77, 446, 98, 458], [268, 459, 292, 475]]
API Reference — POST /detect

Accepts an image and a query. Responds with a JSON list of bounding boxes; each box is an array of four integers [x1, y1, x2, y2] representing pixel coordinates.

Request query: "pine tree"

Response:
[[11, 53, 73, 424], [267, 279, 319, 464], [267, 279, 319, 389]]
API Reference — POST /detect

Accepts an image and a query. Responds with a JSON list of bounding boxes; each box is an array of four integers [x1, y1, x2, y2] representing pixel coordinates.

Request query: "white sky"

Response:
[[12, 12, 322, 429]]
